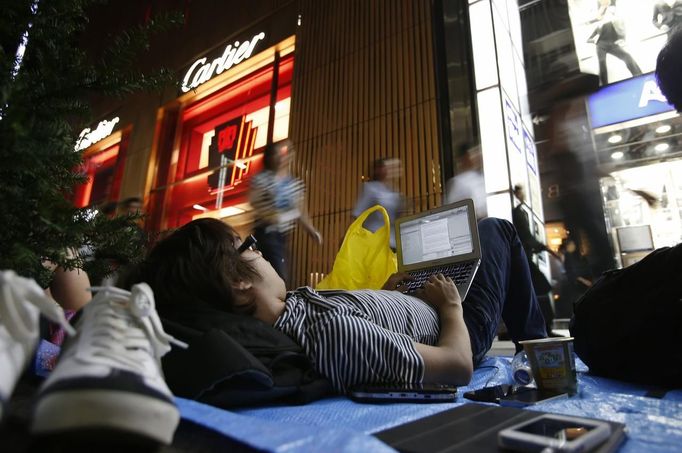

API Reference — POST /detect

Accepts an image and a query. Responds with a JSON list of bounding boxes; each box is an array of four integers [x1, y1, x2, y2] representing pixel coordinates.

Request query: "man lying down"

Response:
[[126, 217, 546, 395]]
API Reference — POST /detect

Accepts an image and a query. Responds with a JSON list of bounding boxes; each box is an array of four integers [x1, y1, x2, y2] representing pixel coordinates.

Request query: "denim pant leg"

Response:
[[606, 44, 641, 76], [597, 45, 609, 85], [254, 228, 289, 282], [462, 218, 547, 364]]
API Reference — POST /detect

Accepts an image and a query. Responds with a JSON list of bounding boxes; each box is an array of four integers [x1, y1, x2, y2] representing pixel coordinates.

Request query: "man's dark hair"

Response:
[[457, 141, 473, 158], [263, 142, 280, 171], [100, 201, 118, 216], [121, 196, 142, 207], [372, 157, 388, 177], [125, 218, 259, 313], [262, 139, 293, 172], [656, 28, 682, 112]]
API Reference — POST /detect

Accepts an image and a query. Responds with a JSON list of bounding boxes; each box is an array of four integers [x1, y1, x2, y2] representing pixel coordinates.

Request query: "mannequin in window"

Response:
[[588, 0, 641, 85], [653, 1, 682, 39]]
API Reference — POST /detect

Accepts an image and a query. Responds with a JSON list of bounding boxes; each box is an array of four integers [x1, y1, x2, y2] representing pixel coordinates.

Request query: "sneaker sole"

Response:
[[31, 390, 179, 445]]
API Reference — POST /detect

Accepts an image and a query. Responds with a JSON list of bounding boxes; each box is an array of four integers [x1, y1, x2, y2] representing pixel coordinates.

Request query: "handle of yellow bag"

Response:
[[351, 205, 391, 240]]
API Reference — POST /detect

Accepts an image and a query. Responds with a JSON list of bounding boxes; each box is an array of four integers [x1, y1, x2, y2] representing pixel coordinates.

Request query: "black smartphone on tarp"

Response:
[[348, 383, 457, 403], [463, 384, 515, 403], [463, 385, 567, 407], [498, 387, 568, 407]]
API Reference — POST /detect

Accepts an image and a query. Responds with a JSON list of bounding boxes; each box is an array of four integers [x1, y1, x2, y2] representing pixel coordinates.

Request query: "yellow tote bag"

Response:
[[316, 205, 397, 290]]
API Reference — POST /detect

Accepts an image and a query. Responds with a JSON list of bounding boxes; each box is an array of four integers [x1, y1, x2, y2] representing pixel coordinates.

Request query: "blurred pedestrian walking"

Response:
[[444, 142, 487, 220], [353, 157, 404, 249], [249, 140, 322, 282]]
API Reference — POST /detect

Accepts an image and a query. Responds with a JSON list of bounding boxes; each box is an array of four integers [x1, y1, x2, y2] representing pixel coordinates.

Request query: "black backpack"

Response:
[[570, 244, 682, 387]]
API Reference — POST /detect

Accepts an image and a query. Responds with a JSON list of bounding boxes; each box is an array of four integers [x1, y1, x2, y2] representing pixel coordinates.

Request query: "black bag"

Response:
[[570, 244, 682, 387], [160, 305, 331, 408]]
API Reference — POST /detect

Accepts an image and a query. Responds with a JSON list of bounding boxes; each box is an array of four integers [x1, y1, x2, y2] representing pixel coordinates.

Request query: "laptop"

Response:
[[395, 199, 481, 300]]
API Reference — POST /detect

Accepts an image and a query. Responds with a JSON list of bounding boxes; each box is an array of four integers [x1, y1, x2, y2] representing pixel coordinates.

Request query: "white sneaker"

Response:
[[0, 270, 75, 422], [31, 283, 187, 446]]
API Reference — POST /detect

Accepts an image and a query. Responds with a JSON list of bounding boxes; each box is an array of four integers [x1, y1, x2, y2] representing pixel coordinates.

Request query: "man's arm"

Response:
[[43, 248, 92, 311], [293, 179, 322, 243], [414, 274, 473, 386], [49, 266, 91, 311], [298, 204, 322, 244]]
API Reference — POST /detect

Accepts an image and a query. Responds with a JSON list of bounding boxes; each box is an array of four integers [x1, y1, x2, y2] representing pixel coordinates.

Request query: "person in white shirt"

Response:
[[444, 143, 487, 219], [352, 158, 404, 249]]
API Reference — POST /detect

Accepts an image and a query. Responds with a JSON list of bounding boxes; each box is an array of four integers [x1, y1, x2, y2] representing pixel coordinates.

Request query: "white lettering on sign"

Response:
[[181, 32, 266, 93], [74, 117, 120, 151], [504, 97, 522, 154], [639, 80, 668, 108]]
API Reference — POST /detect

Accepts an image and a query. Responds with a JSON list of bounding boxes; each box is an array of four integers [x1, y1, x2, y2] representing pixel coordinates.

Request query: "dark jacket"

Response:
[[512, 204, 546, 257], [159, 303, 331, 408]]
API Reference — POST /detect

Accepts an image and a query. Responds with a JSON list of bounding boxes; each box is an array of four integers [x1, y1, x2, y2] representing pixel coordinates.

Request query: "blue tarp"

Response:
[[177, 356, 682, 452]]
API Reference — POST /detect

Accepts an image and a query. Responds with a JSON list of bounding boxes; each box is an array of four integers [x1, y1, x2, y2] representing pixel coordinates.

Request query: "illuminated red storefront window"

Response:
[[72, 136, 128, 208], [149, 54, 293, 230]]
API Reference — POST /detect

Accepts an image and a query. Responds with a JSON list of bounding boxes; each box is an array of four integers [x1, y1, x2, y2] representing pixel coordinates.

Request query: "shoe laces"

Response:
[[0, 270, 76, 341], [80, 284, 187, 372]]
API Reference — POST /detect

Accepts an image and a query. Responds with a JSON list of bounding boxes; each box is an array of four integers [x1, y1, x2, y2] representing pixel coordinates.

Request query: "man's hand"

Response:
[[419, 274, 461, 311], [577, 276, 593, 288], [310, 229, 323, 244], [629, 189, 659, 208], [381, 272, 413, 292]]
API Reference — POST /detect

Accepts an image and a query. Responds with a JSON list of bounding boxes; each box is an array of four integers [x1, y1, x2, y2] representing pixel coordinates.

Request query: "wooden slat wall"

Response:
[[289, 0, 442, 287]]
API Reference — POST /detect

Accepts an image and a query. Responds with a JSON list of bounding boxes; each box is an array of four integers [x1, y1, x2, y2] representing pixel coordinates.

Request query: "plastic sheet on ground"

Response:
[[177, 356, 682, 452], [178, 398, 396, 453]]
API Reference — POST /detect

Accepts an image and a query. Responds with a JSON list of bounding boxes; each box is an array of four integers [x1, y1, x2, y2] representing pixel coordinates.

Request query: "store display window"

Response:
[[601, 159, 682, 255], [150, 54, 293, 229], [568, 0, 671, 86], [72, 134, 128, 209]]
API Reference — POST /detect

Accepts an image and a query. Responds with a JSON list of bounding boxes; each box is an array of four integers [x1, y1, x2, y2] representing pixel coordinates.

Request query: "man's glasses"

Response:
[[237, 235, 258, 254]]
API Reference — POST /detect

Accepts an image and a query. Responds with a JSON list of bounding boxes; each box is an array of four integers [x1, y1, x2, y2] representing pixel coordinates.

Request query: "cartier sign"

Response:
[[181, 32, 266, 93], [74, 117, 120, 151]]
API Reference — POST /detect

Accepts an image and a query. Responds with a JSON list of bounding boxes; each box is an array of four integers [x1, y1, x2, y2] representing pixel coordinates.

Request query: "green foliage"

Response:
[[0, 0, 182, 287]]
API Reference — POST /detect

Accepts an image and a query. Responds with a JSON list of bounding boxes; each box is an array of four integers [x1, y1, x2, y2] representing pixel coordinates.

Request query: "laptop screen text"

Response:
[[400, 205, 473, 266]]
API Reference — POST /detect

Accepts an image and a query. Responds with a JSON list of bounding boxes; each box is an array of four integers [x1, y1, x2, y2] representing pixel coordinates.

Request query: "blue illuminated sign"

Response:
[[588, 73, 675, 129]]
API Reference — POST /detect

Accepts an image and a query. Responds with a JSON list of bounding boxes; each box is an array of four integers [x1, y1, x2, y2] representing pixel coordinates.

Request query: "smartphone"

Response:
[[463, 384, 515, 403], [498, 413, 612, 453], [348, 383, 457, 403], [463, 385, 567, 406], [498, 387, 568, 408]]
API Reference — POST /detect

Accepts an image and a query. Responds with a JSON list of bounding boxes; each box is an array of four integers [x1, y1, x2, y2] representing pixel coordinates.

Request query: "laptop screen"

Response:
[[399, 204, 473, 266]]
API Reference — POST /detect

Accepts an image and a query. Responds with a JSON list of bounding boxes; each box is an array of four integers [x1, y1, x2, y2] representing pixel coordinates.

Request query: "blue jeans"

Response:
[[254, 227, 289, 283], [462, 218, 547, 365]]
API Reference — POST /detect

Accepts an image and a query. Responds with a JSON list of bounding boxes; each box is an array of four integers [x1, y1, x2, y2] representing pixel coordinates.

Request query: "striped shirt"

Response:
[[274, 287, 440, 393], [249, 170, 304, 233]]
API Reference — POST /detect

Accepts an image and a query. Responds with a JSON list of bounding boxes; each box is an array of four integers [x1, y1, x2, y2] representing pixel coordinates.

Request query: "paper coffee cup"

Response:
[[519, 337, 577, 394]]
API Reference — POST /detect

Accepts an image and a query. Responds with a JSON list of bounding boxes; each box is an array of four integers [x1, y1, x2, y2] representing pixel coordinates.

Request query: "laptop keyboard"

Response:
[[405, 261, 475, 293]]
